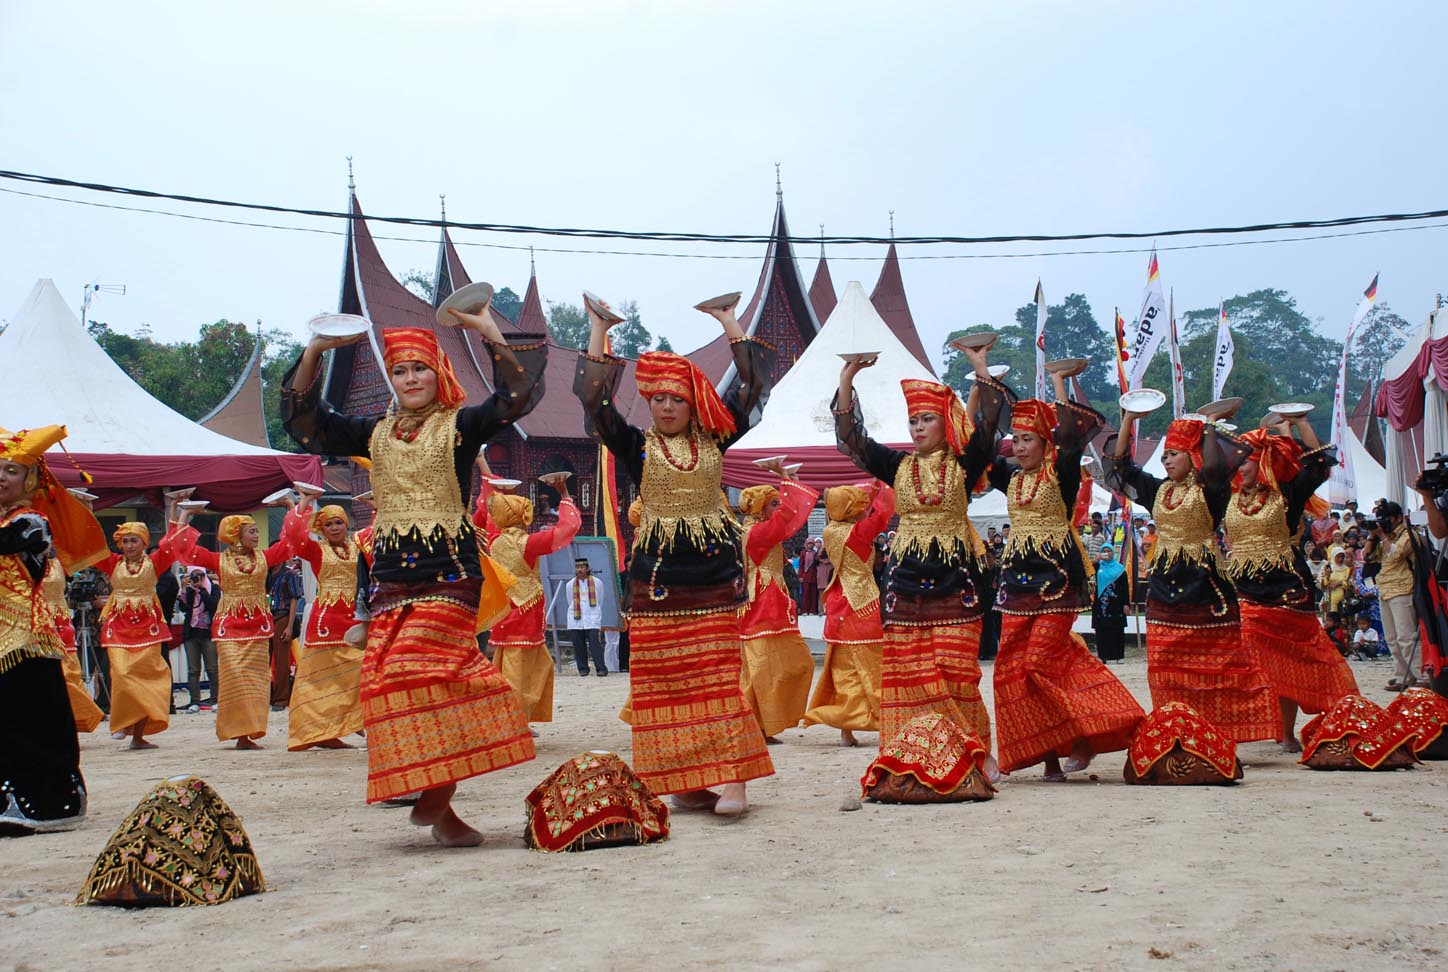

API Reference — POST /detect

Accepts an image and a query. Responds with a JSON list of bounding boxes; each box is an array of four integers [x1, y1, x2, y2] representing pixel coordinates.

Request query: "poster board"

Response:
[[540, 535, 623, 631]]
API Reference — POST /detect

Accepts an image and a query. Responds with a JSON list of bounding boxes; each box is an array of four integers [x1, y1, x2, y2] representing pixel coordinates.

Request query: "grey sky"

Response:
[[3, 1, 1445, 372]]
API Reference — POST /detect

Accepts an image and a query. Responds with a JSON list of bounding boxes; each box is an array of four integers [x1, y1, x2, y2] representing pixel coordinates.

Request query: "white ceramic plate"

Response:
[[783, 462, 803, 476], [583, 291, 624, 324], [353, 491, 374, 503], [752, 455, 788, 469], [837, 352, 881, 364], [489, 478, 523, 491], [1268, 402, 1314, 417], [950, 331, 997, 352], [293, 481, 323, 495], [435, 282, 494, 328], [1119, 388, 1167, 414], [963, 364, 1012, 381], [694, 291, 742, 312], [261, 488, 294, 506], [1046, 357, 1089, 376], [1198, 396, 1244, 420], [308, 313, 371, 338], [178, 499, 210, 511]]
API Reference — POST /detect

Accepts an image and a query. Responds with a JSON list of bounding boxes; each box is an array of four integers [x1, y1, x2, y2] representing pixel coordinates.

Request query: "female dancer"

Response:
[[738, 465, 819, 743], [1105, 415, 1278, 742], [475, 473, 581, 726], [834, 351, 999, 773], [577, 296, 773, 816], [94, 522, 180, 749], [987, 368, 1144, 780], [280, 499, 365, 750], [1224, 417, 1358, 749], [171, 510, 293, 750], [0, 424, 105, 835], [283, 311, 543, 846], [804, 481, 895, 747], [39, 555, 104, 733]]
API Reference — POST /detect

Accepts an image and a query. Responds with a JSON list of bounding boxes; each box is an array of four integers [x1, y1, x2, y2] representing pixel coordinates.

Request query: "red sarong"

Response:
[[1238, 601, 1358, 715], [1146, 622, 1279, 743], [880, 622, 990, 749]]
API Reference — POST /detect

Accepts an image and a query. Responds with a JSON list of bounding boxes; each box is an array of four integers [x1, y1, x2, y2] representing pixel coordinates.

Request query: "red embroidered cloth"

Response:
[[1128, 702, 1239, 780]]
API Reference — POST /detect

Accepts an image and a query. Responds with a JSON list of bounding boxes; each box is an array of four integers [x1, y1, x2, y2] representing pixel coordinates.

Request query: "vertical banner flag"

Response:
[[1168, 290, 1185, 417], [596, 332, 626, 565], [1114, 308, 1129, 394], [1212, 300, 1235, 400], [1126, 249, 1167, 390], [1034, 280, 1048, 401], [1328, 273, 1379, 506]]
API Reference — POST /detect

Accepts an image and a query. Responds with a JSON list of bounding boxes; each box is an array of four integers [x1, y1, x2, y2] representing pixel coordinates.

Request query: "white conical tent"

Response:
[[0, 279, 321, 510], [721, 280, 938, 489]]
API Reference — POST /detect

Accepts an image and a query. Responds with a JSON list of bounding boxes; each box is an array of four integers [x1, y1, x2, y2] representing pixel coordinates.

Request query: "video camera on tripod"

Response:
[[1418, 453, 1448, 495]]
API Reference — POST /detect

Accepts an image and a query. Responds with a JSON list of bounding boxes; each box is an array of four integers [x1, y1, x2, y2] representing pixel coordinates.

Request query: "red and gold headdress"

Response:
[[1162, 418, 1205, 470], [635, 351, 736, 438], [381, 327, 466, 408], [900, 379, 973, 456], [1236, 428, 1302, 493], [1010, 400, 1058, 456], [0, 424, 107, 571]]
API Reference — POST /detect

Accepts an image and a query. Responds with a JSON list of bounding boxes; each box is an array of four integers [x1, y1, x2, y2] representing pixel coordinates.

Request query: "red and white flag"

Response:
[[1328, 274, 1379, 506], [1034, 280, 1048, 401], [1168, 290, 1185, 417], [1125, 249, 1167, 390]]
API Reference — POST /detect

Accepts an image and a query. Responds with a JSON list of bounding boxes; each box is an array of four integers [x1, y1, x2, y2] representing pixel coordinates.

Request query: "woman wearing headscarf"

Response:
[[804, 481, 895, 747], [737, 465, 819, 743], [0, 424, 107, 835], [281, 308, 545, 847], [834, 348, 1001, 775], [1104, 415, 1278, 743], [1224, 415, 1359, 750], [1090, 545, 1129, 663], [170, 508, 293, 749], [986, 368, 1144, 781], [280, 498, 365, 751], [92, 521, 182, 749], [1318, 544, 1353, 621], [798, 538, 821, 615], [576, 296, 774, 817], [39, 555, 104, 732], [474, 473, 581, 725]]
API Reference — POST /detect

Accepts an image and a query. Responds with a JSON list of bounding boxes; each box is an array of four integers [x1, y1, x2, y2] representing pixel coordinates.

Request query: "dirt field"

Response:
[[3, 653, 1446, 972]]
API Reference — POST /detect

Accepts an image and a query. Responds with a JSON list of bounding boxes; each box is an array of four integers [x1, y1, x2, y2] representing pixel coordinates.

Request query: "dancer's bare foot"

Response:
[[235, 737, 262, 750], [765, 735, 782, 745], [670, 789, 721, 811], [1062, 740, 1094, 774], [714, 782, 748, 816], [431, 808, 484, 848], [1280, 737, 1303, 754], [410, 783, 457, 827], [128, 739, 158, 750], [839, 729, 859, 747], [1043, 755, 1066, 783], [984, 753, 1001, 784], [316, 738, 354, 749], [1278, 697, 1299, 750]]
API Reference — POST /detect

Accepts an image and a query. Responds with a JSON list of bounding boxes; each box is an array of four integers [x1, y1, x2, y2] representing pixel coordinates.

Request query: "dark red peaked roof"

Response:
[[870, 243, 934, 375], [1348, 380, 1386, 466], [809, 254, 837, 323], [199, 329, 270, 449]]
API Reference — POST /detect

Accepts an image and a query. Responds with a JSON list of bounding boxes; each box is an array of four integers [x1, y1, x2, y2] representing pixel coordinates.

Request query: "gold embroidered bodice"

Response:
[[490, 528, 543, 608], [368, 407, 467, 551], [1150, 473, 1217, 569], [315, 537, 357, 609], [889, 449, 982, 562], [0, 508, 62, 671], [1003, 463, 1073, 557], [1223, 488, 1294, 579], [40, 557, 67, 614], [636, 427, 738, 554], [217, 548, 269, 618], [743, 520, 788, 603], [823, 520, 881, 612], [103, 555, 160, 618]]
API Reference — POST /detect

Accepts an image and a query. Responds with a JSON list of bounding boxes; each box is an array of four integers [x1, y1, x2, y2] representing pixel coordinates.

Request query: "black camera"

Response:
[[1418, 453, 1448, 493], [66, 568, 101, 603]]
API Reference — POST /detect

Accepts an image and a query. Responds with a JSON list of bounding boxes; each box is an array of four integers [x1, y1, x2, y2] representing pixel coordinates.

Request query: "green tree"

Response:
[[546, 301, 589, 350], [656, 335, 674, 352], [400, 268, 435, 304], [1345, 303, 1408, 404], [261, 329, 305, 452], [609, 300, 652, 358], [88, 318, 255, 419], [492, 286, 522, 324]]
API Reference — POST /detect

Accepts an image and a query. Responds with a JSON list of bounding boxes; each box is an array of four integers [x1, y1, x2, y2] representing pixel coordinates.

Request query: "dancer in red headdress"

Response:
[[575, 295, 774, 816], [834, 348, 1003, 777], [279, 307, 546, 846], [1105, 415, 1279, 743], [1224, 415, 1358, 749], [986, 369, 1144, 780]]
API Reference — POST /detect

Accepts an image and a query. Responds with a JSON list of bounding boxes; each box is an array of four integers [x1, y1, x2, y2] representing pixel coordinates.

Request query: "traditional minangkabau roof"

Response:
[[809, 244, 838, 324], [199, 324, 271, 449], [869, 243, 935, 375], [1349, 379, 1386, 466]]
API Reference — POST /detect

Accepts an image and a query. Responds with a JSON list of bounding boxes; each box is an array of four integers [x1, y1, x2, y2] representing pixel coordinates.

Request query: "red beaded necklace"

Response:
[[910, 449, 949, 506], [229, 548, 258, 575], [1161, 474, 1194, 512], [1236, 486, 1269, 517], [1013, 465, 1047, 506], [122, 556, 147, 575], [653, 428, 700, 472]]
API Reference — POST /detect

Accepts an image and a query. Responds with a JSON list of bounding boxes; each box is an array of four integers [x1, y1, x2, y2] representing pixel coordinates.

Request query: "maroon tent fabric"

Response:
[[721, 443, 912, 491], [1376, 335, 1448, 431], [54, 453, 324, 514]]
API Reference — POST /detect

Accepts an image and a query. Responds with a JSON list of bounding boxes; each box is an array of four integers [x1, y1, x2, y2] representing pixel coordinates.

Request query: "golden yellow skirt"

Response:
[[106, 645, 170, 736], [287, 643, 364, 750], [215, 638, 271, 741], [491, 642, 555, 723], [61, 650, 104, 733], [739, 630, 816, 737], [804, 641, 883, 731]]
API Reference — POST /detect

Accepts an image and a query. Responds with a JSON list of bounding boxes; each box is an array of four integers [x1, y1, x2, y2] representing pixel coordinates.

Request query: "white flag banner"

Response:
[[1168, 291, 1185, 418], [1212, 301, 1235, 400], [1034, 280, 1048, 401], [1125, 250, 1166, 390], [1328, 274, 1379, 506]]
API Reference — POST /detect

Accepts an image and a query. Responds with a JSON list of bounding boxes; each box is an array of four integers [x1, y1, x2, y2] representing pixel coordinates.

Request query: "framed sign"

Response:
[[540, 536, 623, 630]]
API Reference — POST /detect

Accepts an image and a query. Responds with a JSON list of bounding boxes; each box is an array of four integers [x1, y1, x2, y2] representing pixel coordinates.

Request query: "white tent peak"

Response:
[[732, 280, 937, 451], [1, 279, 282, 456]]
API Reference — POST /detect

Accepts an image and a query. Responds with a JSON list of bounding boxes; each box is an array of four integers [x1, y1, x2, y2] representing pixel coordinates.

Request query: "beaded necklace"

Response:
[[1160, 472, 1195, 512], [1236, 485, 1270, 517], [909, 448, 949, 506], [650, 427, 700, 472], [122, 555, 147, 575], [1013, 464, 1047, 507], [229, 547, 258, 575]]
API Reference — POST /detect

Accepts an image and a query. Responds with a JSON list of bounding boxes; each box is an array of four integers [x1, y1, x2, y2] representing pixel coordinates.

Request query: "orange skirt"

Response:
[[107, 646, 171, 736], [287, 643, 364, 750], [804, 641, 882, 731], [491, 641, 555, 723], [61, 649, 104, 733], [628, 609, 774, 795], [1238, 601, 1359, 715], [362, 600, 534, 803], [880, 623, 991, 749], [739, 630, 815, 737], [215, 638, 270, 741], [994, 612, 1145, 773], [1146, 622, 1280, 743]]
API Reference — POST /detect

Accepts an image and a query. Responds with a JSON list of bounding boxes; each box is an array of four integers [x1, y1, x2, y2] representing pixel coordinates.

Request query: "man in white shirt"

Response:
[[564, 558, 607, 677]]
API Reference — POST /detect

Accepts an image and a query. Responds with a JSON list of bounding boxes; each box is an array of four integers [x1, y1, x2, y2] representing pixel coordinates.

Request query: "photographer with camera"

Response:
[[1372, 502, 1420, 692], [1415, 454, 1448, 542], [176, 567, 220, 712]]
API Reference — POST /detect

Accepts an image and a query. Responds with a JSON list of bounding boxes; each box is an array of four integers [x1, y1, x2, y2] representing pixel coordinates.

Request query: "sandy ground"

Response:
[[3, 651, 1447, 972]]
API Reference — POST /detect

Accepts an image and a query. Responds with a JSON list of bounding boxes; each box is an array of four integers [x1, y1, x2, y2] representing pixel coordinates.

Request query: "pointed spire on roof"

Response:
[[347, 156, 354, 190], [516, 269, 547, 335], [529, 245, 535, 277], [870, 242, 934, 375], [775, 162, 782, 201], [198, 322, 270, 449], [808, 223, 837, 323], [432, 196, 469, 308]]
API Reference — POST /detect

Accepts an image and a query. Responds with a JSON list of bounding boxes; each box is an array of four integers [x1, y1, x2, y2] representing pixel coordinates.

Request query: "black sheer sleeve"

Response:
[[1199, 426, 1251, 522], [962, 377, 1015, 484], [574, 352, 646, 486], [1283, 444, 1338, 530], [0, 512, 52, 582], [1053, 399, 1103, 510], [1100, 433, 1163, 509], [280, 357, 380, 457], [720, 338, 777, 449], [832, 389, 905, 485]]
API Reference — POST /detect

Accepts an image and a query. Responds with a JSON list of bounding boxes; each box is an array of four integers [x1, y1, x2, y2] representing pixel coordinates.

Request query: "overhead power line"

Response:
[[3, 168, 1448, 247]]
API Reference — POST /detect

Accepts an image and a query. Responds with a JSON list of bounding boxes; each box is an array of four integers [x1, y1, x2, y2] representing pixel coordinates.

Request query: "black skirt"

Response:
[[0, 656, 86, 833]]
